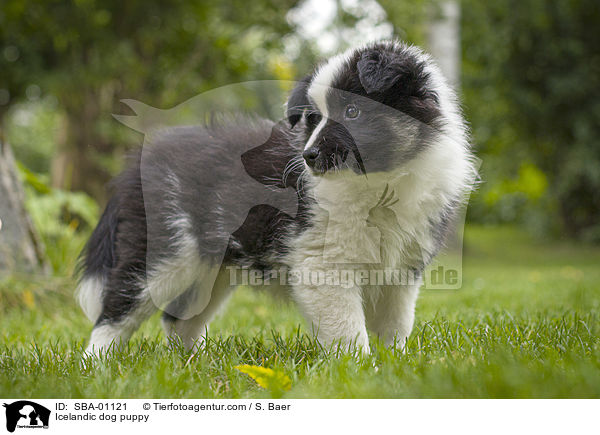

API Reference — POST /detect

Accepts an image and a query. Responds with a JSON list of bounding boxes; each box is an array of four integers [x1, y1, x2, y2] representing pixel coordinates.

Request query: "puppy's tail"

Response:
[[76, 195, 120, 323]]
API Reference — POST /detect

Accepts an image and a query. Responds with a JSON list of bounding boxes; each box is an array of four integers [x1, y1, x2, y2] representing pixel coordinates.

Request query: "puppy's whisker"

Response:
[[283, 156, 304, 185]]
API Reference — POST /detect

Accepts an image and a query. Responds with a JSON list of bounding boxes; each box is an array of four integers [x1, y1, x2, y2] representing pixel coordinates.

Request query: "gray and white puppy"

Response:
[[78, 40, 476, 355]]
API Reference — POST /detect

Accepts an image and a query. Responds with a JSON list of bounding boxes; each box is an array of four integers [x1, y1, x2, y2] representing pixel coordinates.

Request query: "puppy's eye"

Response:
[[344, 104, 360, 120]]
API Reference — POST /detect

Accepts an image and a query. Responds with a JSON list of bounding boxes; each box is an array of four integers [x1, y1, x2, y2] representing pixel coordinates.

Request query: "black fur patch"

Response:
[[286, 74, 313, 128], [332, 43, 441, 125], [79, 195, 119, 278]]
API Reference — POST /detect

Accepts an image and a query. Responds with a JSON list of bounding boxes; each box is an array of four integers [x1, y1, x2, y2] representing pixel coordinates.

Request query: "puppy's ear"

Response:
[[357, 49, 424, 96], [286, 75, 312, 128]]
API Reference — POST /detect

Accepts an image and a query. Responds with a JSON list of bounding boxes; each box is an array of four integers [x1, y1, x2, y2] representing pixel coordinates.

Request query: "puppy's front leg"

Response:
[[291, 274, 369, 353], [365, 279, 421, 349]]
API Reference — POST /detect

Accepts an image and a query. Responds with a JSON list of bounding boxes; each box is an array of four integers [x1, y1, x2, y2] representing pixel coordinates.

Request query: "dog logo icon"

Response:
[[3, 401, 50, 432]]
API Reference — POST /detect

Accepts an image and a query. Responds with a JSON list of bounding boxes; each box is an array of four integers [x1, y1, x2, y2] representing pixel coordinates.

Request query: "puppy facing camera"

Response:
[[77, 40, 477, 356]]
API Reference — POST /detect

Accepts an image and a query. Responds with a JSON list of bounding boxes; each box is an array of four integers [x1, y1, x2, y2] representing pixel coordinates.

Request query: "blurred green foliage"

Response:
[[460, 0, 600, 240], [17, 162, 99, 276], [3, 99, 61, 174], [377, 0, 430, 45]]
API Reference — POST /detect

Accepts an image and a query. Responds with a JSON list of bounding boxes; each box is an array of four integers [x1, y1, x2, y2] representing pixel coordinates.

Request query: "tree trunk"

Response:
[[0, 141, 47, 275], [427, 0, 461, 87], [51, 90, 113, 204]]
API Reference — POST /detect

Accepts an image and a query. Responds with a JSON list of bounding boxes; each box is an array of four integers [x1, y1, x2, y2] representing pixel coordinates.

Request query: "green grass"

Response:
[[1, 225, 599, 398]]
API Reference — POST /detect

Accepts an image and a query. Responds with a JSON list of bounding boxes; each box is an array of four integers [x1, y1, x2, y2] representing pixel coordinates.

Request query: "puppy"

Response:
[[78, 40, 476, 355]]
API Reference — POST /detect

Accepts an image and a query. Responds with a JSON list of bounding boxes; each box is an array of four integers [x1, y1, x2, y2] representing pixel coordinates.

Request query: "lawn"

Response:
[[1, 225, 599, 398]]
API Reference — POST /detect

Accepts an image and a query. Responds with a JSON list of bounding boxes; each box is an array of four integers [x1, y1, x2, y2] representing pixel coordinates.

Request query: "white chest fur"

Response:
[[288, 135, 472, 274]]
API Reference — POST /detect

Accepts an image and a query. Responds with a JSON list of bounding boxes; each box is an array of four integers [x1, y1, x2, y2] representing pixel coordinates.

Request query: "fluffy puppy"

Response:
[[78, 40, 476, 355]]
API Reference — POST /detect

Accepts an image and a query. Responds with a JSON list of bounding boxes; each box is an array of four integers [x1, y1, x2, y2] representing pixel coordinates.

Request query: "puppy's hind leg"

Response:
[[86, 264, 157, 356], [161, 267, 236, 352], [86, 235, 204, 356]]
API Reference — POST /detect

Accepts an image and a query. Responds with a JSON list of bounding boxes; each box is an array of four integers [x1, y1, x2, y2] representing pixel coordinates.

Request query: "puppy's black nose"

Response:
[[303, 147, 320, 167]]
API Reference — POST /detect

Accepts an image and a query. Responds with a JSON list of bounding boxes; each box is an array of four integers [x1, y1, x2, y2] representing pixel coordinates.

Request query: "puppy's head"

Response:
[[286, 41, 446, 176]]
